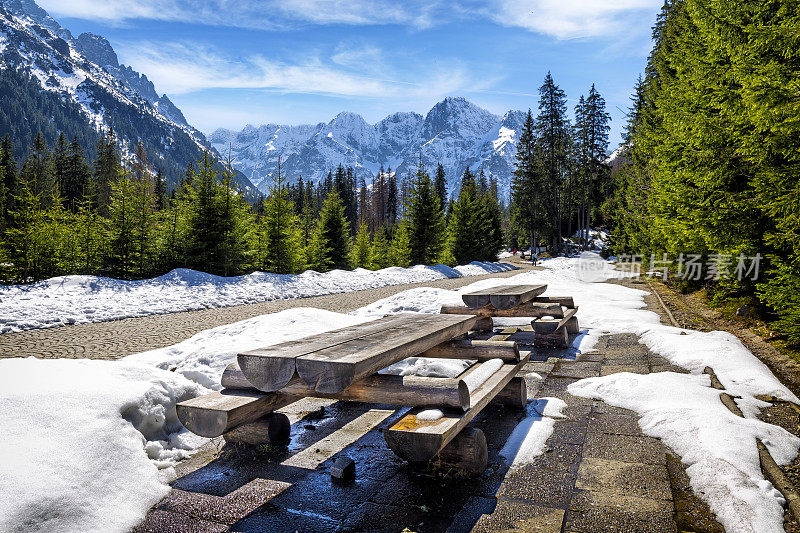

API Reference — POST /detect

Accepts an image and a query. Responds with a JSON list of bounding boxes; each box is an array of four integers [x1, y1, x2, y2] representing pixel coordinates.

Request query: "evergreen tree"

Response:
[[448, 168, 482, 264], [261, 159, 301, 274], [107, 167, 136, 278], [370, 226, 390, 269], [406, 156, 445, 265], [154, 169, 167, 210], [386, 173, 398, 227], [388, 223, 412, 268], [308, 189, 351, 271], [511, 111, 547, 260], [351, 223, 372, 269], [0, 135, 17, 226], [93, 128, 120, 215], [63, 136, 91, 211], [434, 163, 447, 214], [535, 72, 571, 254]]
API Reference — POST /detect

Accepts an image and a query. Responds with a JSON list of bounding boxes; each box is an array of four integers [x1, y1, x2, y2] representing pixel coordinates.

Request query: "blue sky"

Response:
[[39, 0, 662, 146]]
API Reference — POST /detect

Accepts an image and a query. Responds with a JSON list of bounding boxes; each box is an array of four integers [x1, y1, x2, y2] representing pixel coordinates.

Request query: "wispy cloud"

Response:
[[37, 0, 444, 29], [40, 0, 659, 41], [117, 42, 493, 99], [488, 0, 661, 40]]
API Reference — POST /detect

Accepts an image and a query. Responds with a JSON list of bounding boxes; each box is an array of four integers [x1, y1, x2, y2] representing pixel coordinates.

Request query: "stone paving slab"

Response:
[[449, 497, 565, 533], [575, 457, 672, 501], [583, 433, 667, 465]]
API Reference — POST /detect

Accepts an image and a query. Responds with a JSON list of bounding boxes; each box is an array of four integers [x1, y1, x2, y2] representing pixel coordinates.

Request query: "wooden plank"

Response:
[[530, 308, 577, 334], [441, 302, 563, 318], [296, 314, 478, 393], [461, 286, 498, 309], [418, 339, 520, 363], [555, 308, 578, 331], [176, 389, 299, 437], [531, 296, 575, 309], [238, 313, 430, 392], [221, 362, 470, 410], [383, 353, 529, 463], [488, 284, 547, 310]]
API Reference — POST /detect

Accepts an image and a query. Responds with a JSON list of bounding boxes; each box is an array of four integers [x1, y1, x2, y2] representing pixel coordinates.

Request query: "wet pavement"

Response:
[[136, 320, 723, 532]]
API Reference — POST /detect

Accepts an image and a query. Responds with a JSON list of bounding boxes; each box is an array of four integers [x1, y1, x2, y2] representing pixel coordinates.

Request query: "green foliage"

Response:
[[609, 0, 800, 343], [388, 223, 412, 268], [308, 189, 351, 271], [370, 226, 391, 270], [351, 223, 372, 269], [260, 161, 301, 274], [406, 157, 445, 265]]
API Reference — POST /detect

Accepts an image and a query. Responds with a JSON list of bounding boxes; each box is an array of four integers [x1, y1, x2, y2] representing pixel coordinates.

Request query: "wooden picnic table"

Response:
[[176, 311, 531, 474], [461, 284, 547, 310]]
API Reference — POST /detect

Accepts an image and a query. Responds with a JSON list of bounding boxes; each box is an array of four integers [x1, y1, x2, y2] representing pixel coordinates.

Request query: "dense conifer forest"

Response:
[[608, 0, 800, 344]]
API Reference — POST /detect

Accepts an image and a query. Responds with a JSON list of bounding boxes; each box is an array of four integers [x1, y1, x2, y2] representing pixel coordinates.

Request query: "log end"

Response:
[[223, 412, 291, 446], [237, 352, 296, 392], [434, 427, 488, 475], [176, 403, 228, 438], [296, 359, 355, 394]]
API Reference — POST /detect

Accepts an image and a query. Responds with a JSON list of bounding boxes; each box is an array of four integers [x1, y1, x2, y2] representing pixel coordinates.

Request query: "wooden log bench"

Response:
[[441, 284, 580, 349], [176, 312, 529, 474]]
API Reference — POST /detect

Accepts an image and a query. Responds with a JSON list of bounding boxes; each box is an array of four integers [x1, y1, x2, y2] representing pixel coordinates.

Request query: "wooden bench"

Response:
[[176, 312, 528, 474], [461, 284, 547, 310], [441, 284, 580, 349]]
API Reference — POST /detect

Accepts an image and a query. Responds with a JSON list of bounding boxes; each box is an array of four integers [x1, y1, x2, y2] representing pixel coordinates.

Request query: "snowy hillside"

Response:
[[212, 97, 526, 198], [0, 0, 257, 193]]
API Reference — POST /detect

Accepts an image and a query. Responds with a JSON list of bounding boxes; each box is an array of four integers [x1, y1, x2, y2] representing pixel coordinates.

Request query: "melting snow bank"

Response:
[[0, 358, 206, 533], [499, 397, 566, 468], [569, 373, 799, 533], [0, 261, 514, 333]]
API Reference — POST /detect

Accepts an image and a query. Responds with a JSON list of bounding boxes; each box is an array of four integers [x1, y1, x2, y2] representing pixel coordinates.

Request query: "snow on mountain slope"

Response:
[[212, 97, 525, 199], [0, 0, 257, 193]]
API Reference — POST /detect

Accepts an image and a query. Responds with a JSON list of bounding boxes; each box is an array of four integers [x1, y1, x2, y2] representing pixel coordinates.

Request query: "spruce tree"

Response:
[[63, 136, 91, 212], [388, 223, 412, 268], [434, 163, 447, 214], [351, 222, 372, 269], [407, 156, 445, 265], [93, 129, 120, 215], [370, 226, 390, 269], [261, 160, 301, 274], [448, 168, 482, 264], [308, 189, 351, 271], [0, 135, 17, 226]]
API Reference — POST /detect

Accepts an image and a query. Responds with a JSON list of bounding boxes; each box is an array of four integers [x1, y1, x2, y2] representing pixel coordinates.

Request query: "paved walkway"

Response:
[[0, 266, 531, 360]]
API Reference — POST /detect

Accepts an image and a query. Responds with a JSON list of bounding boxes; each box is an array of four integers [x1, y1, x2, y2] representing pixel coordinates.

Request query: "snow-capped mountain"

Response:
[[0, 0, 257, 193], [212, 97, 526, 198]]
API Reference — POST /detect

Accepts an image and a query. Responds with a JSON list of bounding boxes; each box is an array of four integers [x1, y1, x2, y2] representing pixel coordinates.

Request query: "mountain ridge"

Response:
[[0, 0, 258, 194], [211, 96, 526, 198]]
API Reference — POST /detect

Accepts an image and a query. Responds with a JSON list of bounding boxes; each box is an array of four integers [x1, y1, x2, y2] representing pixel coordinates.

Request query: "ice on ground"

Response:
[[0, 261, 515, 333], [499, 397, 567, 468], [569, 372, 799, 533]]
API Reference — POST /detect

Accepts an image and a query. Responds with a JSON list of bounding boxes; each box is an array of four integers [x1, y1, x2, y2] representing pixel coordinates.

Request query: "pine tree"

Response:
[[93, 128, 120, 215], [308, 189, 351, 271], [261, 159, 301, 274], [63, 136, 91, 212], [535, 73, 571, 254], [511, 110, 547, 260], [406, 156, 445, 265], [0, 135, 17, 227], [386, 172, 398, 227], [388, 223, 412, 268], [434, 163, 447, 214], [351, 222, 372, 269], [370, 226, 390, 269]]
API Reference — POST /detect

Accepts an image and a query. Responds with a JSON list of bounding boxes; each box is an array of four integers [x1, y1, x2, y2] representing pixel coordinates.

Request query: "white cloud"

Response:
[[39, 0, 659, 41], [489, 0, 662, 40], [116, 42, 491, 100], [37, 0, 443, 29]]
